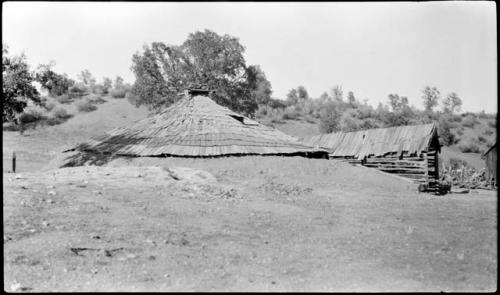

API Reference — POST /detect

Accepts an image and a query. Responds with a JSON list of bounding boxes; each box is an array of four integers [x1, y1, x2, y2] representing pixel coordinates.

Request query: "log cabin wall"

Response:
[[334, 151, 437, 185], [362, 152, 429, 183], [427, 147, 439, 180]]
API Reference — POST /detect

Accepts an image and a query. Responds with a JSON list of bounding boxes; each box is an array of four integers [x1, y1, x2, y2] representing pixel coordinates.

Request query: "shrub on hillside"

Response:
[[267, 98, 287, 109], [254, 104, 284, 124], [43, 108, 72, 126], [359, 118, 381, 130], [355, 104, 376, 120], [339, 109, 363, 132], [477, 135, 488, 144], [340, 116, 363, 132], [76, 100, 98, 112], [458, 142, 481, 153], [68, 84, 88, 99], [450, 114, 462, 122], [438, 116, 459, 146], [255, 104, 272, 118], [281, 106, 300, 120], [88, 96, 107, 104], [44, 102, 56, 112], [91, 84, 106, 96], [45, 117, 62, 126], [52, 107, 72, 120], [456, 128, 464, 136], [382, 111, 411, 127], [110, 88, 127, 98], [487, 120, 496, 129], [299, 100, 317, 116], [56, 94, 72, 104], [483, 128, 494, 136], [462, 114, 479, 128], [18, 109, 46, 124], [268, 108, 284, 124]]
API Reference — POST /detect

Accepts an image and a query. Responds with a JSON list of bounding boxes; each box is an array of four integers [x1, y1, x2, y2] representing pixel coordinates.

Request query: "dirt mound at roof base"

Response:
[[107, 156, 418, 193]]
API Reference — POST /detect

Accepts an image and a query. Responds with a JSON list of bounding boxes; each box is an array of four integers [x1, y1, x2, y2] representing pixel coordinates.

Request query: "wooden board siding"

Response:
[[483, 143, 497, 185]]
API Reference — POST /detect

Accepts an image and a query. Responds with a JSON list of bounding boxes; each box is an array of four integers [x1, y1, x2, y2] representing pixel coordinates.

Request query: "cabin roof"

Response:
[[301, 123, 439, 160]]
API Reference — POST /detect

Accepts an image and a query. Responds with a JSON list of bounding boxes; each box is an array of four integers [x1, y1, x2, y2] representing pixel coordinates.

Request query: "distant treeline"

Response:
[[255, 85, 496, 152], [2, 43, 133, 123]]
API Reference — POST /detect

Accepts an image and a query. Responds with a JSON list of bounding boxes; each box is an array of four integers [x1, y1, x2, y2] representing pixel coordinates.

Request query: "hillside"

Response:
[[449, 115, 496, 154], [2, 96, 148, 173], [259, 116, 322, 139]]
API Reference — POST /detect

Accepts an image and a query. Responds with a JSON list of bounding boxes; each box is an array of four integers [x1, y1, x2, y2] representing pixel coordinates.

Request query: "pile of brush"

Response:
[[441, 166, 496, 190]]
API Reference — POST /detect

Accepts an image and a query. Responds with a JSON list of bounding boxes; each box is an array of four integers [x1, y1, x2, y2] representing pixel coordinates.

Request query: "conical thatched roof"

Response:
[[71, 93, 327, 158]]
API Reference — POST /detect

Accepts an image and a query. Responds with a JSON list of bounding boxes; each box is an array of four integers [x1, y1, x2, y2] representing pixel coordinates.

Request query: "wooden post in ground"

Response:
[[12, 151, 16, 173]]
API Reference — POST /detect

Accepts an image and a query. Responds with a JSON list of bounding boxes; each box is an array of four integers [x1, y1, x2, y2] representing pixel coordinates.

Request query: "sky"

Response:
[[2, 1, 497, 112]]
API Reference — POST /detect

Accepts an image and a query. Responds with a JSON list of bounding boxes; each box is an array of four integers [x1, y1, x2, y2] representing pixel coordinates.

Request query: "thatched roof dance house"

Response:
[[68, 89, 328, 159], [301, 123, 441, 186]]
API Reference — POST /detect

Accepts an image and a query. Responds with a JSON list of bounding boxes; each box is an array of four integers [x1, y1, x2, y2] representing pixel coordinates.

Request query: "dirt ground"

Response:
[[3, 157, 497, 292]]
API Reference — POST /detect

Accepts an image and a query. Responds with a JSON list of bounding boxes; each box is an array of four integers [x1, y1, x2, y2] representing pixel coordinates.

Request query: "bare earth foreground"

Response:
[[3, 156, 497, 292]]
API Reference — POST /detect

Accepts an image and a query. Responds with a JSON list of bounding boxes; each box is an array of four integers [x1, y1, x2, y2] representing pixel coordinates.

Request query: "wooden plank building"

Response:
[[481, 142, 496, 187], [301, 123, 441, 186]]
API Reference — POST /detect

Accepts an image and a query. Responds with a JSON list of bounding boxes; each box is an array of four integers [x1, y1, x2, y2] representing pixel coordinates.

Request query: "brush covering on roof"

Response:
[[74, 95, 325, 157]]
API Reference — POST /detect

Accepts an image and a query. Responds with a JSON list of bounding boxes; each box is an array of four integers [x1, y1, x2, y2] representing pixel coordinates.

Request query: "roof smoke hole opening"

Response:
[[187, 88, 211, 97], [229, 114, 245, 124], [227, 114, 260, 126]]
